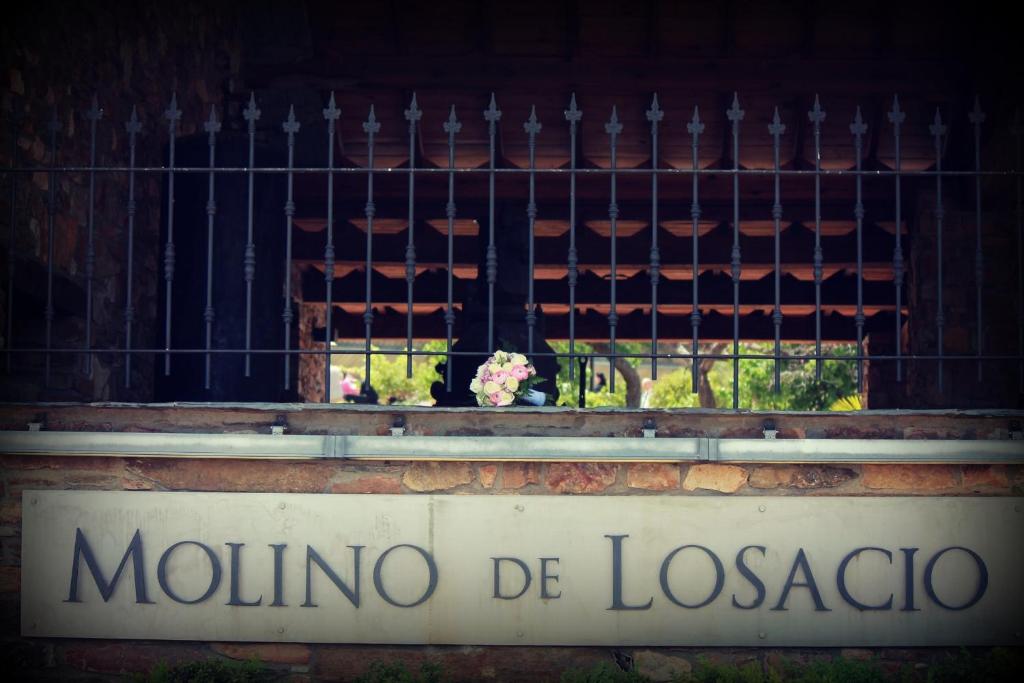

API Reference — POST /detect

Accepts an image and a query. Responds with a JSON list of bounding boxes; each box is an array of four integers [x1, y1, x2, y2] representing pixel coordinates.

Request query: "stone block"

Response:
[[861, 464, 959, 491], [546, 463, 617, 494], [682, 464, 748, 493], [126, 459, 336, 493], [626, 464, 680, 491], [502, 463, 540, 489], [478, 464, 498, 489], [748, 465, 857, 490], [401, 462, 473, 492]]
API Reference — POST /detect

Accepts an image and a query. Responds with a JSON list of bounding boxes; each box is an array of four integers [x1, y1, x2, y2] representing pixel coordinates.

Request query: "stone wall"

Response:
[[1, 404, 1022, 680], [1, 2, 243, 402]]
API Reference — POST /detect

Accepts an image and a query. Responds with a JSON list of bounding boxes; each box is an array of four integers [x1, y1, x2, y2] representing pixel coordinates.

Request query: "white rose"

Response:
[[510, 353, 528, 366], [470, 378, 482, 393], [483, 381, 501, 394], [505, 377, 519, 391]]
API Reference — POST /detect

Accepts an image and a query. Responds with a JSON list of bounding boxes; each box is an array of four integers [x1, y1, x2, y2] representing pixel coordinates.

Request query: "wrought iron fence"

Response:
[[2, 90, 1022, 407]]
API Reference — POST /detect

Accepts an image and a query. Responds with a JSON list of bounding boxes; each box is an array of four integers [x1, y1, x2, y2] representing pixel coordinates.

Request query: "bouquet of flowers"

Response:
[[470, 350, 546, 406]]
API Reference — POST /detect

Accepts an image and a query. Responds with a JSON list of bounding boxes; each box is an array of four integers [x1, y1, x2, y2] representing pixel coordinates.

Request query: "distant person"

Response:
[[640, 377, 654, 408], [593, 372, 607, 392]]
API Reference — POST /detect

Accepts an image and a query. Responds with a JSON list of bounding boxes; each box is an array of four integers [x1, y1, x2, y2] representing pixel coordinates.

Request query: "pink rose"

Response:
[[511, 365, 529, 381], [492, 370, 509, 384], [488, 392, 503, 406]]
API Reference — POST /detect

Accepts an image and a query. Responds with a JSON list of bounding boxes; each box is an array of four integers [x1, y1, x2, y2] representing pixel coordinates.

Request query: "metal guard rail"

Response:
[[1, 431, 1022, 464]]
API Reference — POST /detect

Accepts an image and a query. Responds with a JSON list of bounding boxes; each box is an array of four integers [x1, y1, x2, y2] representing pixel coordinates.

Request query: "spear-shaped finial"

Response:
[[850, 105, 867, 136], [727, 92, 744, 122], [282, 104, 300, 136], [243, 91, 261, 126], [524, 105, 542, 135], [363, 104, 381, 135], [323, 92, 340, 121], [204, 104, 221, 137], [404, 92, 422, 123], [164, 92, 181, 123], [484, 92, 502, 123], [646, 93, 664, 124], [605, 105, 622, 135], [687, 104, 704, 135], [968, 95, 986, 125], [808, 94, 826, 124], [125, 105, 142, 136], [565, 92, 582, 123], [768, 106, 786, 136], [887, 94, 905, 126], [443, 104, 462, 136], [929, 108, 946, 138]]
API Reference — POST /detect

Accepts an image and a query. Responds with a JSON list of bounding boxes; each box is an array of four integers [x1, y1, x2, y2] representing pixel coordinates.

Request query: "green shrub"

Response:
[[354, 660, 447, 683], [782, 657, 888, 683], [687, 657, 781, 683], [925, 647, 1024, 683], [560, 661, 652, 683], [136, 658, 272, 683]]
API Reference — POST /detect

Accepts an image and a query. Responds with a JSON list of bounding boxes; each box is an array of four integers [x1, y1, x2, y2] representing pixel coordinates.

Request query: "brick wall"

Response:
[[1, 404, 1022, 680]]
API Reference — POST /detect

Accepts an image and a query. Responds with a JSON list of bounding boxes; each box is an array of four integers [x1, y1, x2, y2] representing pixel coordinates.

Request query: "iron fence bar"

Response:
[[1014, 110, 1023, 394], [443, 106, 460, 390], [605, 106, 622, 393], [162, 94, 181, 376], [44, 107, 59, 386], [524, 106, 540, 355], [123, 107, 141, 389], [565, 94, 581, 382], [768, 106, 785, 393], [242, 93, 260, 377], [202, 106, 221, 391], [727, 93, 745, 409], [362, 105, 380, 388], [688, 106, 704, 394], [929, 109, 946, 395], [83, 95, 101, 378], [322, 93, 340, 403], [6, 104, 19, 374], [484, 94, 501, 353], [809, 95, 826, 381], [969, 97, 986, 382], [850, 107, 867, 393], [282, 106, 300, 391], [646, 94, 663, 380], [888, 95, 905, 383], [404, 94, 421, 379]]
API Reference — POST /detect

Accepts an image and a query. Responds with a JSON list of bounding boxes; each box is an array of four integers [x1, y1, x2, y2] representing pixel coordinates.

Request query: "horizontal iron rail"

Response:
[[2, 166, 1022, 177], [1, 347, 1021, 361], [1, 430, 1021, 464]]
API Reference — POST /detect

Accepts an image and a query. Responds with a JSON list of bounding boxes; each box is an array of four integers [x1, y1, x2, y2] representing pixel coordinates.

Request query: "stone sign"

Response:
[[21, 491, 1023, 646]]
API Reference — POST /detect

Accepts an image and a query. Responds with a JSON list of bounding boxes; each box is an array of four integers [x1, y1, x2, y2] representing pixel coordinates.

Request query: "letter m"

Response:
[[66, 528, 153, 603]]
